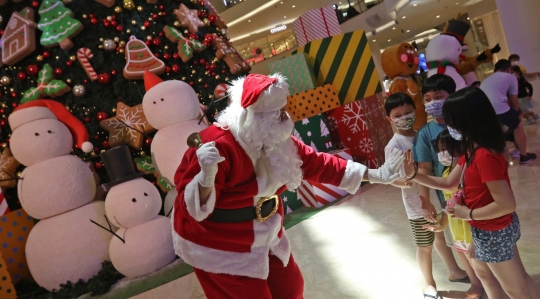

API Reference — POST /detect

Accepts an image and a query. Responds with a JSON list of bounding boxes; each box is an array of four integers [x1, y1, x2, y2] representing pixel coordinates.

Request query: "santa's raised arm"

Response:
[[171, 73, 403, 298]]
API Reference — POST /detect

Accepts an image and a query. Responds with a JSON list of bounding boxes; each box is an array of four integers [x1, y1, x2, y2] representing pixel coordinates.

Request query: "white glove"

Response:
[[367, 148, 404, 184], [196, 142, 225, 187]]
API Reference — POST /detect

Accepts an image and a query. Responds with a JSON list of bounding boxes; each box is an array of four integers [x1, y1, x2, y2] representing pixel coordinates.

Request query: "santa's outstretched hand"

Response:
[[196, 141, 225, 187], [366, 148, 404, 184]]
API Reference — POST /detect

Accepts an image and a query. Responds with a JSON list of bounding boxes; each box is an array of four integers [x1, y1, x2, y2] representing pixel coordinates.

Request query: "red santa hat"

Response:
[[231, 73, 288, 113], [9, 100, 93, 153], [144, 70, 163, 91]]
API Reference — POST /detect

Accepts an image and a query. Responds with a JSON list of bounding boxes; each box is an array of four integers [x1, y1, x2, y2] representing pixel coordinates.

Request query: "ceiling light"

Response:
[[406, 29, 410, 32], [388, 39, 391, 42], [456, 2, 459, 4], [248, 20, 251, 22], [413, 3, 417, 6], [280, 1, 283, 3], [284, 16, 287, 18], [373, 39, 376, 42], [228, 0, 280, 27], [292, 5, 295, 7], [402, 16, 406, 19], [467, 17, 470, 20], [436, 15, 440, 18], [392, 27, 396, 30]]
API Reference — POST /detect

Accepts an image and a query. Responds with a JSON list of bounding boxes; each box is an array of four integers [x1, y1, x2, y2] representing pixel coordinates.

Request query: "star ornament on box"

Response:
[[100, 103, 156, 149]]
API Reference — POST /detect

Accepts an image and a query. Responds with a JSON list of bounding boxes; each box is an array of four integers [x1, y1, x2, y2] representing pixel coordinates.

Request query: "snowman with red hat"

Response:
[[172, 73, 404, 298], [141, 70, 208, 217], [8, 100, 113, 291], [426, 19, 470, 90]]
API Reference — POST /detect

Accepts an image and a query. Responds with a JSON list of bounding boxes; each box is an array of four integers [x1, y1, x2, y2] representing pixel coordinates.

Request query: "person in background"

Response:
[[510, 65, 538, 125], [413, 74, 469, 287], [509, 54, 540, 78], [404, 86, 539, 299], [384, 92, 447, 299], [480, 59, 536, 164]]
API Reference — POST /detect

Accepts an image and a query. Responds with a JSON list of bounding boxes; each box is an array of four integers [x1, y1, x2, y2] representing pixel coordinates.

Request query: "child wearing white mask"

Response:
[[384, 92, 446, 298]]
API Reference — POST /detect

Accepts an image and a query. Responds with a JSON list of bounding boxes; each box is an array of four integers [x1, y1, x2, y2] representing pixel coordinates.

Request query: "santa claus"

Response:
[[172, 73, 404, 298]]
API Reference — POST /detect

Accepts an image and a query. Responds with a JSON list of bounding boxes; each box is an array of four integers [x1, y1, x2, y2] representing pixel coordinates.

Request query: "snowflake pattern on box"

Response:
[[324, 93, 392, 168]]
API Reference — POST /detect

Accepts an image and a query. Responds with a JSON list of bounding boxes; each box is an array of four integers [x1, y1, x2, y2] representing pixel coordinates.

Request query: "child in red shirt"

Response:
[[403, 87, 538, 299]]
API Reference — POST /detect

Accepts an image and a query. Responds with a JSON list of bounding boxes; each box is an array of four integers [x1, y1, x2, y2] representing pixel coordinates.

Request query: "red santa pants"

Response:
[[193, 254, 304, 299]]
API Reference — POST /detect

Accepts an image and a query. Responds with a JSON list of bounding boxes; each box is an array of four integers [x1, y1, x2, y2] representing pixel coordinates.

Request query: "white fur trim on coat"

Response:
[[171, 208, 290, 279], [184, 172, 217, 222], [338, 160, 367, 194]]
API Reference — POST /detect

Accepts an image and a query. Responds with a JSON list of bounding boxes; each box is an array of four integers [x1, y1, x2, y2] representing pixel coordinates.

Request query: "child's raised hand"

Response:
[[403, 150, 416, 178], [422, 223, 444, 232]]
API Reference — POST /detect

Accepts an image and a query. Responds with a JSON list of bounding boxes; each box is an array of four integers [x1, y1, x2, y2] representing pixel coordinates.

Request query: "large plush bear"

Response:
[[426, 19, 470, 90], [381, 42, 427, 130]]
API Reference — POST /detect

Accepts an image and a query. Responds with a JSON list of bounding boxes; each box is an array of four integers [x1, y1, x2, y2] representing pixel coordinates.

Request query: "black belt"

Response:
[[206, 195, 280, 223]]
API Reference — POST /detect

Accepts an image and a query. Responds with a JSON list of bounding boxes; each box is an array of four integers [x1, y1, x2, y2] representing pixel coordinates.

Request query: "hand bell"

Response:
[[187, 132, 203, 148]]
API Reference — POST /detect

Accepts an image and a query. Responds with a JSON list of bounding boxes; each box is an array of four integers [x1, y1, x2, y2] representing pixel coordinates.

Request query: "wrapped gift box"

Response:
[[293, 114, 335, 153], [297, 149, 352, 207], [268, 52, 317, 95], [291, 30, 383, 105], [0, 209, 35, 283], [287, 84, 341, 121], [0, 252, 16, 299], [325, 93, 393, 168], [292, 6, 342, 47], [280, 190, 303, 214]]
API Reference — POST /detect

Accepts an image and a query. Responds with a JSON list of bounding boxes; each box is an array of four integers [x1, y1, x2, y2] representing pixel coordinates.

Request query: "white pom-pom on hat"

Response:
[[81, 141, 93, 153]]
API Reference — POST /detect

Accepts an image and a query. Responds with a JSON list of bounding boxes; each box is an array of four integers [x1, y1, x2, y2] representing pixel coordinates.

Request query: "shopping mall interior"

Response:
[[1, 0, 539, 298]]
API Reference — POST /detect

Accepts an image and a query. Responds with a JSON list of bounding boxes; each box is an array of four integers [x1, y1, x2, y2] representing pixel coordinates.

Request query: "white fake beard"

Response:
[[216, 108, 303, 191]]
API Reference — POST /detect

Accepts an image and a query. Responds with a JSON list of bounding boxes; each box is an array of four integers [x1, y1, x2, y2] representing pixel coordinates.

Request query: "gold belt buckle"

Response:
[[255, 195, 279, 223]]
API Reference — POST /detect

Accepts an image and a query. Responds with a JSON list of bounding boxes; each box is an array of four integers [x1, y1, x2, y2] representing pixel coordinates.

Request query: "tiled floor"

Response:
[[134, 79, 540, 299]]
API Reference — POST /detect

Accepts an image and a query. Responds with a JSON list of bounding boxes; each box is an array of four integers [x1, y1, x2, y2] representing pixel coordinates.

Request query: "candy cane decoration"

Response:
[[214, 83, 229, 99], [77, 48, 98, 81]]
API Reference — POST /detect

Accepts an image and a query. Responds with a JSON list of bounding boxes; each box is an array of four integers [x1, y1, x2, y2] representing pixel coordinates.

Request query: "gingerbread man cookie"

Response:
[[213, 37, 251, 75], [99, 102, 156, 149], [0, 148, 20, 189], [123, 35, 166, 80], [163, 25, 206, 62], [173, 3, 205, 34], [1, 7, 37, 66]]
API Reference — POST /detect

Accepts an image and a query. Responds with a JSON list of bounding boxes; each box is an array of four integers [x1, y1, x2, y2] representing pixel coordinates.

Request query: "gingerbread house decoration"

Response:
[[0, 7, 37, 66]]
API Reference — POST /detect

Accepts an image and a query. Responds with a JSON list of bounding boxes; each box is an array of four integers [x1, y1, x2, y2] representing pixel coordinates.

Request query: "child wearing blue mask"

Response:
[[384, 92, 447, 298], [413, 74, 469, 292]]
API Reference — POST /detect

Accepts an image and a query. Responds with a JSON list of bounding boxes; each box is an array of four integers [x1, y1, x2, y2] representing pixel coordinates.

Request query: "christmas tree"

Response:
[[0, 0, 243, 296]]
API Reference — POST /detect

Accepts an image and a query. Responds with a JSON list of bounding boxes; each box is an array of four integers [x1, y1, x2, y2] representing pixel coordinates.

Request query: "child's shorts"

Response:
[[471, 212, 521, 263], [409, 217, 435, 247]]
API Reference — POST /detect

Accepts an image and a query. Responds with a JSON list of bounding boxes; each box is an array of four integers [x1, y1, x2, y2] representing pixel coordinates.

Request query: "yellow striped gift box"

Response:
[[291, 30, 383, 105]]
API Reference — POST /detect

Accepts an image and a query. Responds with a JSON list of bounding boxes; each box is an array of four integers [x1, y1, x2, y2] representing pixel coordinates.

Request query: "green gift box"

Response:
[[268, 52, 317, 95], [281, 190, 302, 214], [293, 114, 335, 153]]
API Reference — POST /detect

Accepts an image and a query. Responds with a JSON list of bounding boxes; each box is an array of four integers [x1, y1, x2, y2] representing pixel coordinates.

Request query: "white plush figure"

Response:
[[8, 99, 112, 291], [101, 145, 176, 278], [142, 70, 207, 186], [426, 19, 471, 90]]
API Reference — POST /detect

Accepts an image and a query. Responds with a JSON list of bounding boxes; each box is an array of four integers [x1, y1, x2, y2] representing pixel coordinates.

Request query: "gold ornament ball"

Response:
[[191, 70, 196, 74], [36, 55, 43, 61], [140, 151, 146, 156], [119, 41, 126, 46], [55, 55, 60, 60], [131, 20, 136, 25], [137, 6, 143, 12], [70, 55, 76, 61], [184, 29, 189, 35], [114, 6, 122, 13], [101, 149, 106, 154], [203, 18, 210, 25], [181, 76, 187, 81], [73, 85, 86, 97], [1, 143, 6, 148], [123, 0, 135, 10], [225, 77, 230, 82], [126, 29, 131, 34], [82, 14, 88, 19], [99, 37, 104, 42], [114, 37, 120, 42], [141, 25, 147, 31], [0, 15, 3, 25], [119, 49, 125, 53], [146, 35, 153, 40], [0, 76, 11, 86], [107, 16, 113, 21], [16, 172, 21, 178], [112, 108, 116, 113], [164, 45, 169, 50], [215, 75, 220, 80], [66, 79, 72, 83], [90, 151, 96, 157], [174, 21, 180, 27], [198, 78, 203, 82]]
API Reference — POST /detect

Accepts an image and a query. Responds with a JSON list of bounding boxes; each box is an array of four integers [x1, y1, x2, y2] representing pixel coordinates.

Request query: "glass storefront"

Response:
[[235, 28, 298, 65]]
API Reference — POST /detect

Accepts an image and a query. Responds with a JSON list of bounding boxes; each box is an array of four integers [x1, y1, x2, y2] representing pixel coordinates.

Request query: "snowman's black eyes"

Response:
[[144, 192, 148, 196], [132, 198, 137, 202], [161, 98, 164, 101], [34, 133, 39, 136], [47, 130, 52, 133], [153, 101, 156, 104]]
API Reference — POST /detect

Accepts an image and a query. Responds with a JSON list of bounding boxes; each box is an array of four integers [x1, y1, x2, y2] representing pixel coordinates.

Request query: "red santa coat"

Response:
[[172, 125, 365, 279]]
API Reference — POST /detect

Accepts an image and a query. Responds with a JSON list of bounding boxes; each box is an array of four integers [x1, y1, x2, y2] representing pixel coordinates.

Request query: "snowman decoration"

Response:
[[141, 71, 208, 216], [426, 19, 470, 90], [8, 100, 112, 291], [101, 145, 175, 277]]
